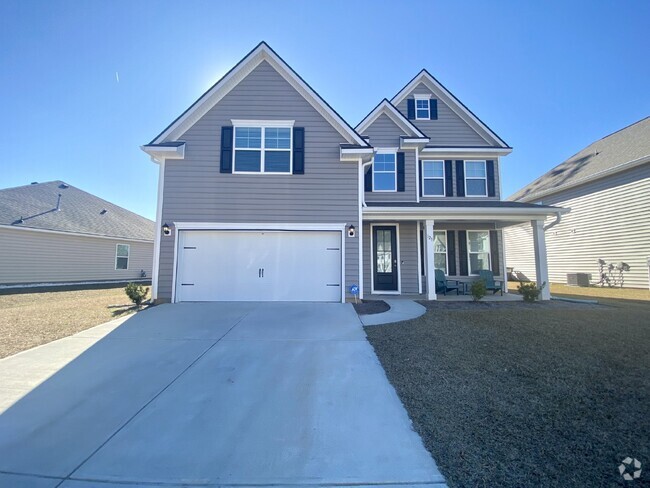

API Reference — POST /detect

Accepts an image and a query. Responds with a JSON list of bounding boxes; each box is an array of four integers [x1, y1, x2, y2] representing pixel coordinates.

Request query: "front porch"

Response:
[[366, 293, 524, 302], [361, 201, 567, 301]]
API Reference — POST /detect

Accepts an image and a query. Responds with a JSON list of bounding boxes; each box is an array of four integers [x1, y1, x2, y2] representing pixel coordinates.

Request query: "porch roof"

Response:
[[363, 200, 568, 223]]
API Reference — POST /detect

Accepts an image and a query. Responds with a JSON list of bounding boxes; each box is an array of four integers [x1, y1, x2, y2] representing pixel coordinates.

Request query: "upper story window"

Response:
[[373, 151, 397, 192], [467, 231, 491, 275], [422, 160, 445, 196], [233, 122, 292, 174], [414, 95, 430, 120], [465, 160, 487, 196], [115, 244, 130, 270]]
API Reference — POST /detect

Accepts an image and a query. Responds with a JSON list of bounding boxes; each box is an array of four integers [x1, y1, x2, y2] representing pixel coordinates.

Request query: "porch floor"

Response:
[[367, 292, 522, 302]]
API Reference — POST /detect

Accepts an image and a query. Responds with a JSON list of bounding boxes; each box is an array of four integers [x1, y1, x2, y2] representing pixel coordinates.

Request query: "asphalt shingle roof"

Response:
[[510, 117, 650, 202], [0, 181, 154, 241]]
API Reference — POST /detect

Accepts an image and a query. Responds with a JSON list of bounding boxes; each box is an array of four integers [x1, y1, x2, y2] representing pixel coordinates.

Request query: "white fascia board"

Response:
[[391, 70, 509, 148], [421, 147, 512, 157], [151, 43, 368, 148], [400, 137, 430, 150], [173, 222, 347, 232], [356, 100, 426, 138], [341, 147, 374, 162], [140, 143, 185, 164], [362, 205, 569, 222], [0, 224, 154, 243]]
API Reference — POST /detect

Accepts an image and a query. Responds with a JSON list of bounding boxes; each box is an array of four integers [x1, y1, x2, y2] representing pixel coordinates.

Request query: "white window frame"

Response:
[[115, 243, 130, 270], [231, 120, 294, 175], [466, 230, 491, 275], [422, 160, 445, 197], [464, 160, 488, 197], [372, 149, 398, 192], [433, 230, 449, 275], [414, 94, 431, 120]]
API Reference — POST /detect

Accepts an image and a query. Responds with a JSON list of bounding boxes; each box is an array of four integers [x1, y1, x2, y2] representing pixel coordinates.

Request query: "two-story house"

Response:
[[142, 42, 564, 303]]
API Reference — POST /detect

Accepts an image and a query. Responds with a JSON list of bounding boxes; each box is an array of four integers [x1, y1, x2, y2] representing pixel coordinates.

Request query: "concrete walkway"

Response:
[[360, 299, 427, 326], [0, 302, 446, 487]]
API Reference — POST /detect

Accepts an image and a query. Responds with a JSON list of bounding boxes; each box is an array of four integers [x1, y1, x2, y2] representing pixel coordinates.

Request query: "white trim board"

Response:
[[148, 42, 368, 149], [391, 70, 510, 148], [356, 99, 427, 138], [0, 224, 154, 244], [369, 223, 402, 295]]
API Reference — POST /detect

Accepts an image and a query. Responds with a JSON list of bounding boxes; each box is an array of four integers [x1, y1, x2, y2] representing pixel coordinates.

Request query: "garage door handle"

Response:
[[258, 268, 265, 278], [261, 268, 264, 278]]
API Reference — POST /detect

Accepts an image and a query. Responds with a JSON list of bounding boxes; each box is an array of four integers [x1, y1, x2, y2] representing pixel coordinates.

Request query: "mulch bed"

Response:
[[365, 300, 650, 487], [352, 299, 390, 315]]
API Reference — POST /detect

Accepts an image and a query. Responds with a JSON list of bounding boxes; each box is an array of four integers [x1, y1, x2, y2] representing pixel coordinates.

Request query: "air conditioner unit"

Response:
[[567, 273, 590, 287]]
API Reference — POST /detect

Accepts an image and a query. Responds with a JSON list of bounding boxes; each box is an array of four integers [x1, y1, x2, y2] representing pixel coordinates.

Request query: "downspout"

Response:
[[544, 211, 562, 231], [361, 161, 373, 207]]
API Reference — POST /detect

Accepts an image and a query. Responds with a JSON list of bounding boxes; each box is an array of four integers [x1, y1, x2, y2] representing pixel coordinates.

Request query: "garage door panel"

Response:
[[175, 230, 342, 302]]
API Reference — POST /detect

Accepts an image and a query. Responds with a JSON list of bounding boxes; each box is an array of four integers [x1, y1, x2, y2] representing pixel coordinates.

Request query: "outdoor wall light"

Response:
[[162, 223, 172, 236], [347, 225, 356, 238]]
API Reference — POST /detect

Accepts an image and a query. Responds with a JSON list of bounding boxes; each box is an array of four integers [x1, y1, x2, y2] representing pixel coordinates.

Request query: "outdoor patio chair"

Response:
[[435, 269, 460, 295], [478, 270, 503, 295]]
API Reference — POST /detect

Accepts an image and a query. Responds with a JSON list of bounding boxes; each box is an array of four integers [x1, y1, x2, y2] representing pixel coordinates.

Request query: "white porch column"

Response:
[[425, 219, 437, 300], [532, 220, 551, 300]]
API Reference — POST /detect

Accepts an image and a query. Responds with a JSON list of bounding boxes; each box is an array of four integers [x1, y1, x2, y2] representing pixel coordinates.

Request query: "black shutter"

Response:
[[444, 160, 453, 196], [407, 99, 415, 119], [397, 152, 405, 192], [490, 230, 500, 273], [458, 230, 468, 276], [220, 126, 233, 173], [455, 160, 465, 197], [293, 127, 305, 174], [364, 165, 373, 192], [430, 99, 438, 120], [486, 160, 495, 196], [447, 230, 457, 276], [418, 160, 423, 197]]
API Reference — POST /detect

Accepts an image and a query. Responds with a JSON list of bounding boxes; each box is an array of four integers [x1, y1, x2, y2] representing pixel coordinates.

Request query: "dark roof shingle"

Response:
[[0, 181, 154, 241], [510, 117, 650, 202]]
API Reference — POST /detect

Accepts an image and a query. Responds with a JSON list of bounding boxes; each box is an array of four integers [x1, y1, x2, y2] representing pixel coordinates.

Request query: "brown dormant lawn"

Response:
[[365, 298, 650, 487], [0, 286, 147, 359]]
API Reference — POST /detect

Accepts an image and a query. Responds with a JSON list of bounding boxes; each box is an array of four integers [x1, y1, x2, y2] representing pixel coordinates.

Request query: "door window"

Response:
[[376, 229, 393, 273]]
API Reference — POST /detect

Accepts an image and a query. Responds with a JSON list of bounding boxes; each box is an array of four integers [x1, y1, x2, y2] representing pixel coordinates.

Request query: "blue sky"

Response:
[[1, 0, 648, 220]]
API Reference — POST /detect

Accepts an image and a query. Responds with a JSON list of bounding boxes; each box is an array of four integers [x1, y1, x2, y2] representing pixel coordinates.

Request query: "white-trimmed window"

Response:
[[415, 95, 430, 119], [373, 151, 397, 192], [422, 160, 445, 196], [433, 231, 448, 274], [467, 231, 490, 275], [465, 160, 487, 196], [116, 244, 130, 270], [233, 123, 292, 174]]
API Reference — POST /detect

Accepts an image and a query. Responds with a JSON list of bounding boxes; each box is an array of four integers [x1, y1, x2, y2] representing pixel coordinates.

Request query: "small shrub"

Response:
[[517, 281, 546, 302], [125, 282, 149, 307], [470, 280, 486, 301]]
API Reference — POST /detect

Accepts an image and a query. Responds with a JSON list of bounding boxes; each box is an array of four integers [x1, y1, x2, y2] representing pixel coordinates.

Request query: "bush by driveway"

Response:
[[365, 299, 650, 487]]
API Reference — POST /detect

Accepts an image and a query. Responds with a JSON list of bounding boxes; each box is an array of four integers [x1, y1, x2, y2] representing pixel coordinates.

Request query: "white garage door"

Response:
[[175, 230, 342, 302]]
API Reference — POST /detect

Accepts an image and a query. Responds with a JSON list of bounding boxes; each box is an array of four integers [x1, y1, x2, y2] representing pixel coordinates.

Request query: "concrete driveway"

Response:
[[0, 302, 446, 487]]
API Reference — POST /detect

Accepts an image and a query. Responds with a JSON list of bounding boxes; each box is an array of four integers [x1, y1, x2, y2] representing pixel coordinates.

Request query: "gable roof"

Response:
[[356, 98, 428, 139], [0, 181, 155, 241], [510, 117, 650, 202], [391, 69, 510, 148], [147, 42, 369, 149]]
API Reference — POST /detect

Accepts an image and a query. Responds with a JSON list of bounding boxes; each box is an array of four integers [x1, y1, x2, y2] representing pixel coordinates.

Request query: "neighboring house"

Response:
[[143, 42, 563, 303], [0, 181, 154, 287], [505, 117, 650, 289]]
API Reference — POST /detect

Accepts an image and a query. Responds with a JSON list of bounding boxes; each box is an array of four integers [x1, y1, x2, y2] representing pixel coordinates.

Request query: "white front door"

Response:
[[175, 230, 342, 302]]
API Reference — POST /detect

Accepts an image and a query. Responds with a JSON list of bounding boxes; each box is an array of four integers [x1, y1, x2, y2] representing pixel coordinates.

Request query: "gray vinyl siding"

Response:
[[395, 82, 492, 146], [0, 227, 153, 285], [158, 60, 359, 300], [361, 114, 416, 203], [362, 221, 504, 296], [505, 163, 650, 289]]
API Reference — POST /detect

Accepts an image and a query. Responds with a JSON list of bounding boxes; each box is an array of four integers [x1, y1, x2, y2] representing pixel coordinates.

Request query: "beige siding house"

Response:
[[0, 181, 154, 287], [505, 117, 650, 289]]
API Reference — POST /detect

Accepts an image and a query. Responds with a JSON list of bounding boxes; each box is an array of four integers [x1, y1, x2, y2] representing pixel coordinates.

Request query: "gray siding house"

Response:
[[505, 117, 650, 289], [143, 42, 562, 303], [0, 181, 154, 287]]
